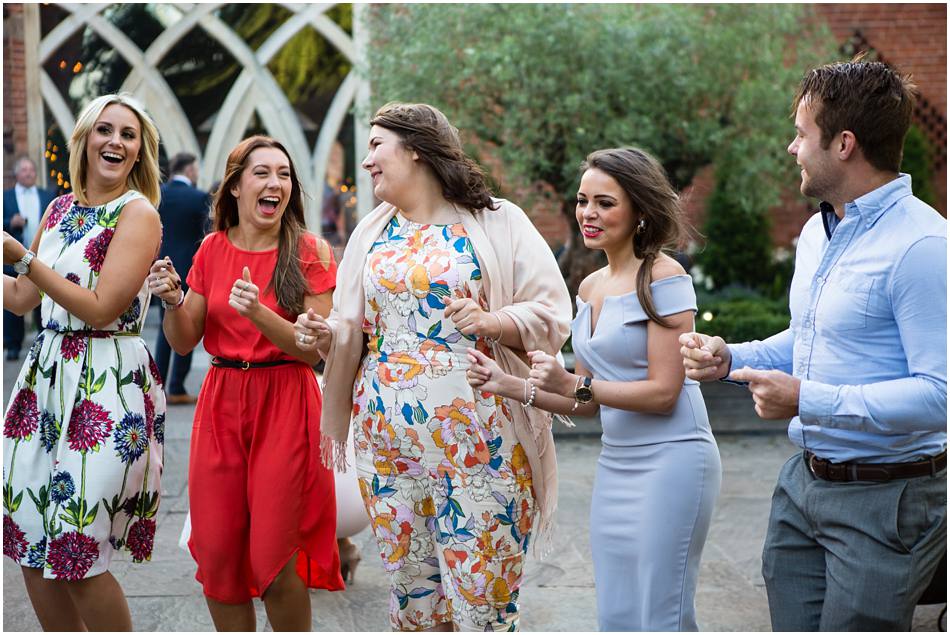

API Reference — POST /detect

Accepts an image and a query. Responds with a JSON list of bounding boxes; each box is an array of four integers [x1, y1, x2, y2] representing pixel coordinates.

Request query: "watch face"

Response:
[[13, 261, 28, 275], [575, 386, 594, 403]]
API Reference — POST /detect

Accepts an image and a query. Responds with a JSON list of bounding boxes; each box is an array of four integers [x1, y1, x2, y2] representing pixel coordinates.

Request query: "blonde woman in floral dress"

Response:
[[2, 94, 164, 631], [295, 103, 571, 631]]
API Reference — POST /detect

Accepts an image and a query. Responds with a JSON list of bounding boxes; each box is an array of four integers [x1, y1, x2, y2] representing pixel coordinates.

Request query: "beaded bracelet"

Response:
[[521, 378, 537, 409]]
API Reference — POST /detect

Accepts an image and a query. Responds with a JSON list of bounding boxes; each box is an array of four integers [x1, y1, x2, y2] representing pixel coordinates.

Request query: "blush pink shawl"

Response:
[[320, 198, 572, 552]]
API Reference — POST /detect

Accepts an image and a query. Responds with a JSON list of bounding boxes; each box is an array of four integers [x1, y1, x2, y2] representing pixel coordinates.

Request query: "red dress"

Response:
[[185, 230, 344, 603]]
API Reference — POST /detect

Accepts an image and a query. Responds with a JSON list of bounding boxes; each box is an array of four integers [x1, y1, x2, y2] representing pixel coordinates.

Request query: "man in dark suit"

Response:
[[155, 152, 211, 404], [3, 156, 56, 360]]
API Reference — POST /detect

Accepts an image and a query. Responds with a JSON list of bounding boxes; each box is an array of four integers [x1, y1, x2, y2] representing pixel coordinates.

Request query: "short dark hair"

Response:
[[168, 152, 197, 175], [792, 57, 917, 172], [370, 102, 498, 213]]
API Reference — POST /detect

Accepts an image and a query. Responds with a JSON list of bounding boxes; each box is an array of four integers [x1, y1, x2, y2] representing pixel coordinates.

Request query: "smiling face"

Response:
[[229, 147, 293, 233], [14, 159, 36, 188], [576, 168, 638, 252], [788, 98, 840, 201], [85, 103, 142, 188], [361, 125, 419, 206]]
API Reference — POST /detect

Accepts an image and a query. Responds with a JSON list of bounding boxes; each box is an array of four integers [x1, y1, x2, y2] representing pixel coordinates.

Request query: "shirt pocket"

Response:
[[817, 271, 874, 332]]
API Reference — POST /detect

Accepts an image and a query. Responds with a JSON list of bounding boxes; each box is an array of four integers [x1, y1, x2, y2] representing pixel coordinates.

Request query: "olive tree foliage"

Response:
[[367, 4, 833, 292]]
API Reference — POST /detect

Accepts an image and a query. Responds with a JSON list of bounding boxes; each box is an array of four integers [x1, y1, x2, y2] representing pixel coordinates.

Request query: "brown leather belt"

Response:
[[805, 450, 947, 482]]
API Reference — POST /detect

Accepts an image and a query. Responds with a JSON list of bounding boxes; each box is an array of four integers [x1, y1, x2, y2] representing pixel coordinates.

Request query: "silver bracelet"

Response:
[[162, 289, 184, 311], [488, 312, 504, 343]]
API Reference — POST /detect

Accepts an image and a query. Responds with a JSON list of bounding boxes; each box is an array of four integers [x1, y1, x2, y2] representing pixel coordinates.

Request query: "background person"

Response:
[[153, 152, 211, 405], [681, 59, 947, 631], [467, 147, 721, 631], [295, 102, 571, 631], [3, 157, 56, 360], [149, 135, 343, 631], [3, 93, 165, 631]]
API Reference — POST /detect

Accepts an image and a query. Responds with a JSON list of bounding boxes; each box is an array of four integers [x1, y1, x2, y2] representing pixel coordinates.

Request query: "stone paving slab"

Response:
[[2, 317, 944, 631]]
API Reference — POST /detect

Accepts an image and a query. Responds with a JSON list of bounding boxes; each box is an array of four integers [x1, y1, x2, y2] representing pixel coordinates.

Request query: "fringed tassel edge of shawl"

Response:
[[553, 413, 575, 428], [531, 506, 558, 560], [320, 434, 349, 473]]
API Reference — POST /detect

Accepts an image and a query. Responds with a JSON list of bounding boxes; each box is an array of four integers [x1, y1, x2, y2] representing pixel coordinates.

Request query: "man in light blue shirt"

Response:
[[681, 59, 946, 630]]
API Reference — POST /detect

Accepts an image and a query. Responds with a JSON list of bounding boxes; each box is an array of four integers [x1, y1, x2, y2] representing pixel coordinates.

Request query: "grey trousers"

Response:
[[761, 452, 947, 631]]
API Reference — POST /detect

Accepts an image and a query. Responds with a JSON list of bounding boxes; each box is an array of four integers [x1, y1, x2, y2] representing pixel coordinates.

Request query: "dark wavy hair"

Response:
[[370, 102, 498, 213], [212, 135, 326, 315], [580, 148, 686, 327]]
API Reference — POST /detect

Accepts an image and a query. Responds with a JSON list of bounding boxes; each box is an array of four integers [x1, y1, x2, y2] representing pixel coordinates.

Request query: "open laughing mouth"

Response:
[[259, 196, 280, 215], [101, 151, 124, 165]]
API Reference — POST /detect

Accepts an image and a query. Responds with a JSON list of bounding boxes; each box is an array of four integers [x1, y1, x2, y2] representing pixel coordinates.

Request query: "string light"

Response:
[[58, 60, 66, 69], [72, 62, 82, 73]]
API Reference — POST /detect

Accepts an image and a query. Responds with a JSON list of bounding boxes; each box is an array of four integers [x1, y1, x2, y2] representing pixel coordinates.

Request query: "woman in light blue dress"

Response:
[[466, 147, 721, 631]]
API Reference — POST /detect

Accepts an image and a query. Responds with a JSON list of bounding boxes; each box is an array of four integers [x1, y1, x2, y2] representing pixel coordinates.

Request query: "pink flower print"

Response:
[[83, 228, 114, 273], [4, 389, 39, 440], [126, 518, 155, 562], [143, 393, 155, 439], [46, 531, 99, 580], [3, 515, 29, 561], [67, 399, 113, 453], [45, 195, 72, 230], [60, 334, 86, 362]]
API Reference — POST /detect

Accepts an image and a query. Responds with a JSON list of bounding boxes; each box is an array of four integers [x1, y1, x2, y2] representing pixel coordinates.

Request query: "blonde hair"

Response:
[[68, 93, 161, 208]]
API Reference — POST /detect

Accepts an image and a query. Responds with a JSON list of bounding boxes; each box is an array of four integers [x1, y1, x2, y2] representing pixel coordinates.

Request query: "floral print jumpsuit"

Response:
[[3, 191, 164, 580], [352, 214, 535, 631]]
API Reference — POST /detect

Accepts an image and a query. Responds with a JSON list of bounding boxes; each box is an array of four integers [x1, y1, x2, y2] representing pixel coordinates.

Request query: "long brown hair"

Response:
[[370, 102, 499, 213], [212, 135, 319, 315], [581, 148, 685, 327]]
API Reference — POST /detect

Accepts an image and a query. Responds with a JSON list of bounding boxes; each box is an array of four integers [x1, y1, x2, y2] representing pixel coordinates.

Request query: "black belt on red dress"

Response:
[[210, 356, 295, 370]]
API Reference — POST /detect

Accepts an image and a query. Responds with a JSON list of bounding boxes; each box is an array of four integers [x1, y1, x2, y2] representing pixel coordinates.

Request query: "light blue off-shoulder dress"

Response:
[[573, 274, 721, 631]]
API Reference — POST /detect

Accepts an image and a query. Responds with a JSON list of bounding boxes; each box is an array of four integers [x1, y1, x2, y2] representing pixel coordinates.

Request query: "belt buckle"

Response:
[[807, 452, 820, 479], [241, 360, 250, 371]]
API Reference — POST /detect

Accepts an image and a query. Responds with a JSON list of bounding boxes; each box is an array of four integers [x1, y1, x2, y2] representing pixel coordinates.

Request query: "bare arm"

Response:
[[243, 290, 332, 366], [4, 199, 160, 328]]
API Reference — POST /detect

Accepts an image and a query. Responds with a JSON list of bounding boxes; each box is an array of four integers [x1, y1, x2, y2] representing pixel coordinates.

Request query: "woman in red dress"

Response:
[[148, 135, 343, 630]]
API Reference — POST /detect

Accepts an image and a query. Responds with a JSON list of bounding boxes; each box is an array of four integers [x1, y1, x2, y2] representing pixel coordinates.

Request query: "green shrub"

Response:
[[696, 289, 790, 342], [901, 124, 936, 206]]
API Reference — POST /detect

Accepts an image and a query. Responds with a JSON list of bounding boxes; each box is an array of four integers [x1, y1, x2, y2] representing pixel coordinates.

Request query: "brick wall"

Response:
[[3, 4, 27, 190]]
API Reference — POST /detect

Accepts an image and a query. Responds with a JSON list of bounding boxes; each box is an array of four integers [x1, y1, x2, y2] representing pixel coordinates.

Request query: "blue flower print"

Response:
[[113, 413, 148, 463], [50, 472, 75, 505], [58, 205, 99, 246]]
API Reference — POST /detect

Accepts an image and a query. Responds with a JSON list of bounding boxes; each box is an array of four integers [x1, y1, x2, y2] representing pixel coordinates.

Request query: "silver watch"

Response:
[[13, 250, 35, 275]]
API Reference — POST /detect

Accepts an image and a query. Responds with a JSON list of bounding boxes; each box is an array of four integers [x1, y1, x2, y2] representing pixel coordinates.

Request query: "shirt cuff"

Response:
[[799, 379, 835, 425]]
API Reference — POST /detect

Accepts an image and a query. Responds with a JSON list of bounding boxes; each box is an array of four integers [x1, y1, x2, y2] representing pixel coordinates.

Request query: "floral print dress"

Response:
[[352, 213, 535, 631], [3, 191, 164, 580]]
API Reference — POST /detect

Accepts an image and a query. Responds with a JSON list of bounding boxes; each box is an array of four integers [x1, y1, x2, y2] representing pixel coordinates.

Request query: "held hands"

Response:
[[465, 348, 511, 394], [147, 257, 183, 304], [527, 350, 575, 396], [729, 368, 800, 420], [229, 266, 261, 318], [679, 332, 729, 381], [294, 307, 332, 353], [444, 297, 502, 340]]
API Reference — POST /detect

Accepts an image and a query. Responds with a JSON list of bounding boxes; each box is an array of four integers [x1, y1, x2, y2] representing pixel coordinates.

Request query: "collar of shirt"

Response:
[[170, 174, 193, 187], [14, 183, 37, 197], [819, 174, 912, 240]]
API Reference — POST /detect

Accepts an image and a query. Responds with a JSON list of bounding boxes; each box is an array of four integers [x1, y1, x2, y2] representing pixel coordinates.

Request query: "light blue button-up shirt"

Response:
[[729, 175, 947, 463]]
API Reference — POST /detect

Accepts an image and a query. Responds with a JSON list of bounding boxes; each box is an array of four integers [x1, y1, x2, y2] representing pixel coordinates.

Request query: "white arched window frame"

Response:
[[26, 2, 374, 229]]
